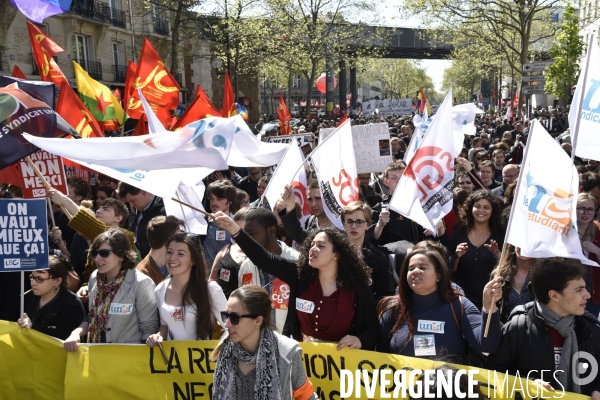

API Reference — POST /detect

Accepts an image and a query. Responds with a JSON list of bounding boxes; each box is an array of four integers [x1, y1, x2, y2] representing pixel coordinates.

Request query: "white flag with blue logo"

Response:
[[506, 120, 598, 266], [23, 116, 236, 171], [570, 34, 600, 160]]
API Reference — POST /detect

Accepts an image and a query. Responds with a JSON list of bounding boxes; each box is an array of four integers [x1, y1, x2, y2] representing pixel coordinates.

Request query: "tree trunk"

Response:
[[170, 0, 183, 74], [305, 58, 318, 119]]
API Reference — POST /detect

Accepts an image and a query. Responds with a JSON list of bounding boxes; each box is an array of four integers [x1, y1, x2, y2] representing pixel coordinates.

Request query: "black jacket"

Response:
[[234, 229, 380, 350], [362, 238, 394, 302], [126, 196, 166, 259], [486, 302, 600, 395], [371, 202, 426, 246], [24, 289, 85, 340]]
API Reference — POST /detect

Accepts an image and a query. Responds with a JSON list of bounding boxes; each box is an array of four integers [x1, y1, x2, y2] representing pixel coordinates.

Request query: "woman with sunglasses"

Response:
[[576, 192, 600, 315], [213, 211, 379, 351], [18, 255, 85, 340], [64, 229, 158, 350], [342, 201, 393, 302], [211, 285, 317, 400], [146, 233, 227, 346]]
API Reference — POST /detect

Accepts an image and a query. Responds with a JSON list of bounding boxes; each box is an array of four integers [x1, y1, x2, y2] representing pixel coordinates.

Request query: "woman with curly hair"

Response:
[[440, 190, 505, 310], [63, 228, 158, 351], [378, 248, 502, 361], [212, 211, 379, 350]]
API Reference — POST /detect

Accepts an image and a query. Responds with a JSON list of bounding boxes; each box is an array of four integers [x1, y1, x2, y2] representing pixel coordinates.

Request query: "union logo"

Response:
[[403, 146, 453, 202]]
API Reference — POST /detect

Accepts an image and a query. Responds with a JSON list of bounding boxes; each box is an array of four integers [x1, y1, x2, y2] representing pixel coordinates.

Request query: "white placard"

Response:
[[361, 98, 413, 116], [319, 123, 393, 173]]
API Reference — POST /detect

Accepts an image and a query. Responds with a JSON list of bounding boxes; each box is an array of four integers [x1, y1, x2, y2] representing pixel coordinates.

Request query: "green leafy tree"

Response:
[[358, 58, 434, 101], [544, 3, 584, 100]]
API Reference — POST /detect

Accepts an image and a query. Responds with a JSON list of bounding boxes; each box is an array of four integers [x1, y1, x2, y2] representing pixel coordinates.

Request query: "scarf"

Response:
[[212, 327, 282, 400], [536, 301, 579, 393], [88, 269, 128, 343]]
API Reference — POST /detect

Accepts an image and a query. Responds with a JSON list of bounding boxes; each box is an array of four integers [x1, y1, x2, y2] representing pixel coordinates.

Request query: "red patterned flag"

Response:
[[277, 93, 291, 135], [130, 38, 180, 126], [171, 84, 220, 130], [56, 84, 104, 138], [27, 21, 68, 87], [220, 70, 237, 118]]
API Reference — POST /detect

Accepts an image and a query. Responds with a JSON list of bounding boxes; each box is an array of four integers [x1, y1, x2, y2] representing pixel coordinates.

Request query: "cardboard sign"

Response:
[[319, 123, 393, 173], [0, 199, 48, 271], [18, 150, 68, 198], [363, 98, 413, 116], [268, 134, 313, 158]]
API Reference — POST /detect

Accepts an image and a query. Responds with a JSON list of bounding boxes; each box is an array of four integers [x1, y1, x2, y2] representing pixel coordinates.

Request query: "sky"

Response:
[[380, 0, 452, 92]]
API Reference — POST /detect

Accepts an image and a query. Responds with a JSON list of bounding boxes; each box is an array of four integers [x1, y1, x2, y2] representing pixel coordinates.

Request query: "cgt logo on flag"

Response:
[[524, 172, 574, 235], [331, 169, 359, 207], [292, 181, 311, 217], [403, 146, 454, 207]]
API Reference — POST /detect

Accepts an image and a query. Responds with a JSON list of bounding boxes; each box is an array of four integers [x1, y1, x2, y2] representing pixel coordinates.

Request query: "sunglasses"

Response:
[[221, 311, 259, 325], [90, 249, 114, 258]]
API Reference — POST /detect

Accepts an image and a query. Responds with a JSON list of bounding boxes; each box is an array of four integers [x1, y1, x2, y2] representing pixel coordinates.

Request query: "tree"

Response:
[[358, 58, 434, 101], [544, 3, 584, 100], [402, 0, 559, 114], [442, 56, 482, 104]]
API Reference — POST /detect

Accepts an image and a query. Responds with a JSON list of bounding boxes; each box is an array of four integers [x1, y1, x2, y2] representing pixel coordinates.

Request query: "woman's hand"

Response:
[[18, 313, 32, 329], [336, 335, 362, 350], [64, 332, 81, 352], [532, 379, 554, 395], [77, 286, 89, 304], [281, 184, 296, 212], [455, 242, 468, 258], [48, 188, 68, 207], [213, 211, 241, 236], [146, 333, 163, 348], [484, 240, 501, 259], [582, 241, 600, 258], [51, 227, 63, 244], [482, 277, 504, 313]]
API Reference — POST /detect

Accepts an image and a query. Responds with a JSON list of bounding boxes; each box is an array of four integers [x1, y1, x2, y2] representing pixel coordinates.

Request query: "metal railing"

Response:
[[153, 17, 169, 36], [74, 58, 103, 80], [113, 64, 126, 82], [68, 0, 126, 29]]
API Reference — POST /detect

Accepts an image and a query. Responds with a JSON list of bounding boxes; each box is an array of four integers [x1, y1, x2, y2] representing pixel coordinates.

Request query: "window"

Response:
[[109, 0, 121, 10], [293, 75, 301, 88], [73, 34, 90, 63], [112, 42, 125, 67], [551, 13, 559, 22]]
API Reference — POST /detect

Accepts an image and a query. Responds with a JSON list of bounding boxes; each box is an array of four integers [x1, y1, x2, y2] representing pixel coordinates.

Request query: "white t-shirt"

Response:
[[155, 278, 227, 340]]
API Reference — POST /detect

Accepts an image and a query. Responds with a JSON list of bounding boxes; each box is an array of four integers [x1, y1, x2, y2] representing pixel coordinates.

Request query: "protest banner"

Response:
[[16, 150, 68, 198], [0, 199, 48, 271], [0, 321, 587, 400], [363, 98, 413, 117], [268, 134, 314, 158], [320, 123, 393, 173]]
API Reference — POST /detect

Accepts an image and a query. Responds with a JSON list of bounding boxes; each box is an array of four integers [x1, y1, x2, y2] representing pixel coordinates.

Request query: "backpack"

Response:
[[449, 296, 489, 368]]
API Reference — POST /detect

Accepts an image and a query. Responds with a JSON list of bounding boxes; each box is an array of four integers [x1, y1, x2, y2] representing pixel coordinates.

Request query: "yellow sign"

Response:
[[0, 321, 588, 400]]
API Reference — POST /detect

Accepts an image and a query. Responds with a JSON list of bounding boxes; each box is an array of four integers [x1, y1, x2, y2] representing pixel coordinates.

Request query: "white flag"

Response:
[[165, 182, 208, 235], [228, 117, 288, 167], [570, 34, 600, 160], [390, 91, 455, 233], [506, 120, 598, 266], [23, 116, 237, 171], [138, 88, 165, 134], [505, 106, 513, 120], [404, 114, 433, 164], [264, 142, 311, 225], [451, 103, 483, 157], [310, 119, 359, 229]]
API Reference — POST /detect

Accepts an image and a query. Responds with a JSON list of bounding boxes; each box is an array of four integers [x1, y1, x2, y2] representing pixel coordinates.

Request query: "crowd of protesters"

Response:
[[2, 102, 600, 399]]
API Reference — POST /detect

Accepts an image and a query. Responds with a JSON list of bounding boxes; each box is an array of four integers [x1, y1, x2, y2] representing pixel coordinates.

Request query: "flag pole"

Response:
[[262, 142, 296, 199], [170, 197, 214, 219], [20, 271, 25, 319], [570, 34, 594, 164], [25, 157, 72, 219], [174, 190, 191, 232], [483, 119, 537, 337]]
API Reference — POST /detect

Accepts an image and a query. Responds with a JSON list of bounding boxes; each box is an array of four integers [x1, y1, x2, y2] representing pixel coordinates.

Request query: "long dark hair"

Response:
[[456, 190, 504, 239], [297, 228, 370, 294], [378, 248, 459, 343], [167, 233, 213, 340]]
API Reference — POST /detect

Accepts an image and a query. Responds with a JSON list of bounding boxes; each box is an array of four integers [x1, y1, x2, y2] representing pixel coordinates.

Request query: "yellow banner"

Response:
[[0, 321, 587, 400]]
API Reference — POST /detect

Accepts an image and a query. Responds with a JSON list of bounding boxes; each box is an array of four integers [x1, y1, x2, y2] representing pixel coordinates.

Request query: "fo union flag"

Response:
[[310, 119, 359, 229], [390, 91, 455, 233], [506, 119, 597, 266]]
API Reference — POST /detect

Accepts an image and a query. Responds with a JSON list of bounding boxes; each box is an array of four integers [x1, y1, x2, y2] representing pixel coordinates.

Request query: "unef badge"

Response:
[[271, 279, 290, 310]]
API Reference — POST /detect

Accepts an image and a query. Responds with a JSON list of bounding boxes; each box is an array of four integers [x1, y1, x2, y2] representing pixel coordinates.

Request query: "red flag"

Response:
[[132, 114, 149, 136], [417, 88, 427, 112], [27, 21, 68, 87], [513, 91, 520, 109], [11, 66, 27, 79], [113, 88, 122, 102], [0, 164, 23, 187], [56, 85, 104, 138], [277, 93, 292, 135], [130, 38, 180, 126], [220, 70, 237, 118], [336, 114, 348, 128], [171, 84, 220, 130], [124, 60, 138, 118]]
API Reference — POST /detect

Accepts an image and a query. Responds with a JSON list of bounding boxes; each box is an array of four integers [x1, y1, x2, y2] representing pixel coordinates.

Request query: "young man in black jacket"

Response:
[[486, 258, 600, 399]]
